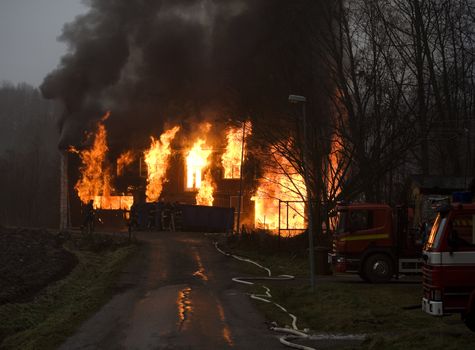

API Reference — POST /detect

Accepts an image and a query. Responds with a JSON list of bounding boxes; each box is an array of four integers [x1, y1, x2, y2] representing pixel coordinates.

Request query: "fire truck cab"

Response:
[[332, 203, 423, 283], [422, 203, 475, 331]]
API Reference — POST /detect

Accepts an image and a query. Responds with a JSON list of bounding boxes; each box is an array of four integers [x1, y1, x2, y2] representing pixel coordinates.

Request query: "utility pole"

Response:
[[236, 120, 247, 233], [289, 95, 315, 291]]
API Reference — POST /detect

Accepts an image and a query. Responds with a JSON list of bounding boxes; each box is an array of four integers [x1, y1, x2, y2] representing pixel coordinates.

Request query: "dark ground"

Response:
[[8, 229, 457, 349], [0, 228, 307, 349], [0, 228, 77, 305]]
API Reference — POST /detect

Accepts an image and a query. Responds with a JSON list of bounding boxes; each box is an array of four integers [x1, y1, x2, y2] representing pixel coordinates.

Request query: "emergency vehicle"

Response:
[[331, 203, 423, 282], [421, 202, 475, 331]]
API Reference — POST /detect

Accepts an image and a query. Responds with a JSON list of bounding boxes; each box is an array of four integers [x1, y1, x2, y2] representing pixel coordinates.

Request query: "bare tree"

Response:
[[317, 0, 474, 205]]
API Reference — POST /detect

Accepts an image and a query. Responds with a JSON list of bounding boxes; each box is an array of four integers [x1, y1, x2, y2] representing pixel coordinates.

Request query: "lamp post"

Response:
[[289, 94, 315, 291]]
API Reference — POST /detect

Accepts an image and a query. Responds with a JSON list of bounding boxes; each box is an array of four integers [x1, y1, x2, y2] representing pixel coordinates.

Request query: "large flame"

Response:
[[144, 126, 181, 202], [75, 112, 112, 206], [196, 170, 215, 206], [186, 138, 215, 206], [252, 151, 306, 234], [222, 121, 252, 179], [74, 112, 133, 210], [186, 139, 211, 190]]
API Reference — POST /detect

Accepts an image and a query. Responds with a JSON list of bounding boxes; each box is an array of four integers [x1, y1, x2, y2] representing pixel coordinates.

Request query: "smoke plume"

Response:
[[41, 0, 331, 150]]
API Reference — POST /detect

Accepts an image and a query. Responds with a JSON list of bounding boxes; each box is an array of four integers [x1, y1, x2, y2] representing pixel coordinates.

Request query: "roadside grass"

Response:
[[225, 231, 313, 277], [223, 234, 475, 350], [0, 234, 138, 350]]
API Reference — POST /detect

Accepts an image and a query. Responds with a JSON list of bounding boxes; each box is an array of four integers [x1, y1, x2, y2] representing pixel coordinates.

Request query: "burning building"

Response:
[[44, 1, 333, 233], [60, 119, 251, 230], [60, 116, 307, 235]]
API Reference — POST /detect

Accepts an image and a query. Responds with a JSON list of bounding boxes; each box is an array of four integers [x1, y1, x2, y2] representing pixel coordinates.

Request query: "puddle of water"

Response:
[[177, 287, 192, 331]]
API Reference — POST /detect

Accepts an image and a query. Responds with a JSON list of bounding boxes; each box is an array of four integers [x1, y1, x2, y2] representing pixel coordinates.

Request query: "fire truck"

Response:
[[331, 203, 423, 282], [421, 202, 475, 331]]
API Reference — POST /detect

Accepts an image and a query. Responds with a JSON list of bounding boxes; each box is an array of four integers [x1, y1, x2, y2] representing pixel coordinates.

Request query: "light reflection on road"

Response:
[[192, 250, 209, 281], [177, 287, 192, 331], [217, 301, 234, 346]]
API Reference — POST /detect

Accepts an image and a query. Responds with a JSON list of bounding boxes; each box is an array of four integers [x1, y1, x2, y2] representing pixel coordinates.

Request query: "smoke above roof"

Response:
[[41, 0, 330, 150]]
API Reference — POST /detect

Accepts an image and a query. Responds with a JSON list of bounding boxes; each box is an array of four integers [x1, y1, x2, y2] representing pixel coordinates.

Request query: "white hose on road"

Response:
[[214, 241, 366, 350]]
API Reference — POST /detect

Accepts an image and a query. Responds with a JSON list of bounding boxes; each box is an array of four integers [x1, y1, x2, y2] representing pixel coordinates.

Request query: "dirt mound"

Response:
[[0, 228, 77, 304]]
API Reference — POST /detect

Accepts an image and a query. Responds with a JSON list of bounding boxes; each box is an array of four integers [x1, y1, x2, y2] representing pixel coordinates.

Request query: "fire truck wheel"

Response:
[[463, 312, 475, 332], [363, 254, 393, 283]]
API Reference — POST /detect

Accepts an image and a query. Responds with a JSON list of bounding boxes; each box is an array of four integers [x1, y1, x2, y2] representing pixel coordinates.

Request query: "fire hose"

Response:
[[214, 241, 366, 350]]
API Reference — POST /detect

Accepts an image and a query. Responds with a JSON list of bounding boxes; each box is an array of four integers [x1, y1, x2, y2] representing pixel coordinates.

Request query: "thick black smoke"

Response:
[[41, 0, 331, 150]]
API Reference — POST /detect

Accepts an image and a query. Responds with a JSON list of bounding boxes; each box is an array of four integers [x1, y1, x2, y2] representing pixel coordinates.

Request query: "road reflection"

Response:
[[217, 301, 234, 346], [177, 287, 192, 331], [192, 250, 209, 281]]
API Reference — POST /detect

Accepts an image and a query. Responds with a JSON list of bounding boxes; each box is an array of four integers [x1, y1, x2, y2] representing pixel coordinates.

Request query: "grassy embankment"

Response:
[[0, 233, 137, 350], [224, 233, 475, 350]]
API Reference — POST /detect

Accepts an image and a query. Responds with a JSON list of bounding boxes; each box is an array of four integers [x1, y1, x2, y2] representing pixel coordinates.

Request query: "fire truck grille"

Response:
[[422, 265, 433, 296]]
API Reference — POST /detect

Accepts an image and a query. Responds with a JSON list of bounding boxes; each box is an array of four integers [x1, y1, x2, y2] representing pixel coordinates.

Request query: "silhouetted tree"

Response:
[[0, 82, 60, 227]]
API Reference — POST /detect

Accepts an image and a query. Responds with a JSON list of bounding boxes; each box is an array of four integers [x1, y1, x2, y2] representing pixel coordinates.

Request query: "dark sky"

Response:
[[0, 0, 86, 87]]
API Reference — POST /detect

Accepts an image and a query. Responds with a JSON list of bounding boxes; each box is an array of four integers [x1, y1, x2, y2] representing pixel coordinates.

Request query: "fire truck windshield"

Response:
[[424, 213, 447, 251], [336, 211, 348, 235]]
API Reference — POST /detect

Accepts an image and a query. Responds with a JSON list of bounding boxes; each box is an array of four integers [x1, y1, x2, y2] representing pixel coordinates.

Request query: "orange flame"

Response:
[[327, 132, 344, 199], [75, 112, 112, 206], [93, 195, 134, 210], [186, 137, 215, 206], [196, 170, 215, 206], [144, 126, 181, 202], [252, 151, 306, 234], [222, 121, 252, 179], [74, 112, 133, 210], [117, 151, 134, 176], [186, 139, 211, 190]]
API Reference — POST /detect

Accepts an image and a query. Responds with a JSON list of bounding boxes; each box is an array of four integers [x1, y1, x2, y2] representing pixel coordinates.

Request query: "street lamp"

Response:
[[289, 94, 316, 291]]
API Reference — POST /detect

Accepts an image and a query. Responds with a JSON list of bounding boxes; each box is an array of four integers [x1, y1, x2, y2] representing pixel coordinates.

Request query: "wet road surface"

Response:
[[59, 231, 287, 350]]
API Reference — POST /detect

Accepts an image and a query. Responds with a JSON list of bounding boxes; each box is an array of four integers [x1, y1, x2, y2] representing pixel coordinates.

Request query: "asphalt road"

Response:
[[59, 231, 288, 350]]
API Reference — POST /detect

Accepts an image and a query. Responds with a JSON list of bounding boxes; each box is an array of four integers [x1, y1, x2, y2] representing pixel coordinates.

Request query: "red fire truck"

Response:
[[421, 203, 475, 331], [331, 203, 423, 282]]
